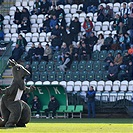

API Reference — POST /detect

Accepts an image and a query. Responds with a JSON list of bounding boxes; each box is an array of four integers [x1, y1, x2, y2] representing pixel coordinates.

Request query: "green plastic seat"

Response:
[[71, 71, 80, 81], [94, 71, 103, 81], [46, 63, 54, 72], [48, 71, 56, 81], [91, 51, 99, 61], [79, 71, 87, 81], [40, 72, 47, 81], [99, 50, 107, 61], [73, 105, 83, 118], [86, 61, 93, 71], [32, 73, 40, 82], [56, 105, 67, 118], [100, 61, 107, 71], [93, 61, 101, 71], [108, 50, 114, 56], [102, 71, 109, 81], [56, 71, 64, 81], [54, 61, 62, 72], [78, 61, 86, 71], [65, 71, 72, 81], [65, 105, 75, 118], [38, 61, 47, 71], [70, 61, 78, 72], [87, 71, 94, 81]]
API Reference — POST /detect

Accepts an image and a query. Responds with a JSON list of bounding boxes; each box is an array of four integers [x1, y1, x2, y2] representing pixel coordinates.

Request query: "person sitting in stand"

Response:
[[58, 52, 72, 72], [13, 8, 21, 25], [25, 43, 36, 62], [32, 43, 44, 62], [42, 43, 52, 62], [10, 44, 23, 61], [45, 95, 59, 119], [31, 95, 41, 118], [107, 61, 119, 81]]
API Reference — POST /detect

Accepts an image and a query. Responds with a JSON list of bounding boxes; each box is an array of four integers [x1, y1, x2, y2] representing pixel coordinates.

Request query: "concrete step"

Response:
[[0, 78, 13, 85]]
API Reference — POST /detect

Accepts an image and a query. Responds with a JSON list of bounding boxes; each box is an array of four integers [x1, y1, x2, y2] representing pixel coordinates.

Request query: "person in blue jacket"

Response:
[[86, 86, 96, 118]]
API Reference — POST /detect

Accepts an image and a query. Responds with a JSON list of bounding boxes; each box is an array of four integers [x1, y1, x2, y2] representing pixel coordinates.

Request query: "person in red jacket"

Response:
[[83, 16, 93, 38]]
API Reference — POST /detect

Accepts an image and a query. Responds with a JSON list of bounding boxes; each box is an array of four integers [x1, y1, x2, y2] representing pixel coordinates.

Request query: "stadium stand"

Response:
[[0, 0, 133, 118]]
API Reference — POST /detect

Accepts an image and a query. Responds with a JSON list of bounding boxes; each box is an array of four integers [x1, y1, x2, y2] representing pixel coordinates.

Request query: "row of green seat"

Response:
[[31, 105, 83, 118], [32, 70, 108, 82], [26, 60, 107, 72]]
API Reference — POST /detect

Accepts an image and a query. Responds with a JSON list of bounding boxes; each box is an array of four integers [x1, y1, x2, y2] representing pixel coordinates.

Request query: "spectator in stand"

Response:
[[48, 5, 57, 17], [120, 2, 129, 17], [56, 5, 65, 19], [31, 0, 42, 15], [25, 43, 36, 62], [97, 5, 105, 22], [40, 0, 50, 15], [128, 13, 133, 43], [0, 14, 4, 29], [13, 8, 21, 25], [16, 34, 27, 51], [112, 14, 122, 31], [120, 51, 132, 70], [50, 24, 62, 51], [40, 15, 50, 33], [80, 42, 89, 61], [57, 13, 66, 31], [72, 43, 81, 61], [21, 8, 30, 21], [88, 32, 98, 52], [18, 16, 31, 34], [114, 53, 123, 67], [93, 33, 104, 52], [10, 44, 23, 61], [32, 43, 44, 62], [129, 2, 133, 15], [104, 5, 113, 22], [118, 60, 133, 81], [31, 95, 41, 117], [104, 52, 114, 70], [58, 52, 72, 72], [125, 33, 131, 49], [45, 95, 59, 119], [119, 33, 126, 51], [122, 14, 129, 32], [101, 33, 113, 50], [86, 0, 99, 13], [107, 61, 119, 81], [62, 26, 73, 47], [42, 43, 52, 62], [25, 64, 32, 82], [117, 22, 127, 35], [70, 17, 81, 42], [86, 86, 96, 118], [50, 15, 58, 30], [111, 34, 121, 50], [0, 27, 4, 40], [59, 42, 69, 61], [83, 16, 93, 38]]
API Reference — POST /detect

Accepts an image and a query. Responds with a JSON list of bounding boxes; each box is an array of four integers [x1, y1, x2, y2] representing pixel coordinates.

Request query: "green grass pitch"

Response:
[[0, 118, 132, 133]]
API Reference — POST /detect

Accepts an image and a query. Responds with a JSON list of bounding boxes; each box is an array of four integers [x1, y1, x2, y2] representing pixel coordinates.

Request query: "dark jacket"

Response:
[[35, 47, 44, 56], [70, 20, 81, 34], [108, 65, 119, 75], [86, 90, 95, 102], [48, 98, 59, 110], [31, 99, 41, 110]]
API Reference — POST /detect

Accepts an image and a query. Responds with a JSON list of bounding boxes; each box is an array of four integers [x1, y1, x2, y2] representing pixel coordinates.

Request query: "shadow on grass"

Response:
[[30, 118, 133, 124]]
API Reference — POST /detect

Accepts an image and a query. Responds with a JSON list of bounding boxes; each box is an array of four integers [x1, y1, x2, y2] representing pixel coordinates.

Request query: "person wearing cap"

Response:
[[45, 95, 59, 119], [83, 16, 93, 38], [86, 86, 96, 118]]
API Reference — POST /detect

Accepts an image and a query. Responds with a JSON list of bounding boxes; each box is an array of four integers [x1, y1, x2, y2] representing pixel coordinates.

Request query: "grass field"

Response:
[[0, 118, 133, 133]]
